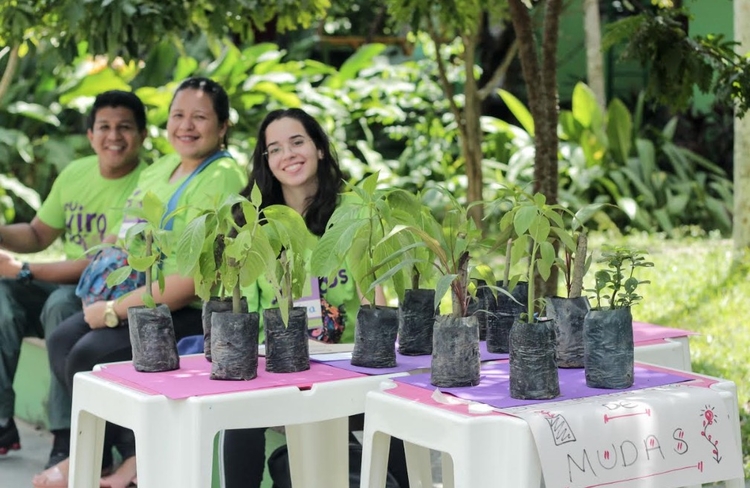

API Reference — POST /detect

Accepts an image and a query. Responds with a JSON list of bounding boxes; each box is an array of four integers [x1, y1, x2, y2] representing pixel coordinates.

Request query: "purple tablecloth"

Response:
[[312, 341, 508, 375], [395, 362, 693, 409]]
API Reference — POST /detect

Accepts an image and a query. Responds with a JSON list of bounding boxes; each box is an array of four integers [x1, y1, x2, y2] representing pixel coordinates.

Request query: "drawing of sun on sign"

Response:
[[539, 410, 576, 446]]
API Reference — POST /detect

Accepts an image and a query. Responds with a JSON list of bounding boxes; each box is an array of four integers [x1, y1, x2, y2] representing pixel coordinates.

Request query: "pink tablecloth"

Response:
[[633, 321, 695, 345], [93, 355, 364, 400]]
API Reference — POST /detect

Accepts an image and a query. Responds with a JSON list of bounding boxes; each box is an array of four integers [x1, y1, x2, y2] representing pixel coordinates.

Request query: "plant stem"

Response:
[[503, 238, 512, 288], [232, 283, 242, 314], [569, 232, 588, 298], [452, 251, 470, 318], [411, 267, 420, 291], [280, 249, 294, 311], [527, 241, 538, 323], [144, 231, 153, 302]]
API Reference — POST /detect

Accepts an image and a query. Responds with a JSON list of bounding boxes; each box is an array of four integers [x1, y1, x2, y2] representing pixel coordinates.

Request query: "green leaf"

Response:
[[128, 254, 158, 272], [175, 214, 207, 276], [361, 171, 380, 196], [141, 191, 165, 226], [105, 266, 134, 287], [310, 219, 367, 277], [327, 44, 387, 88], [571, 82, 603, 129], [6, 102, 61, 127], [498, 89, 534, 136], [434, 274, 457, 312], [513, 205, 537, 236], [606, 98, 633, 165]]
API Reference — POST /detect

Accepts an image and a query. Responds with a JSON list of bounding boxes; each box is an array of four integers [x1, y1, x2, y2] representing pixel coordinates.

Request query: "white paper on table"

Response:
[[310, 352, 353, 362], [506, 383, 743, 488]]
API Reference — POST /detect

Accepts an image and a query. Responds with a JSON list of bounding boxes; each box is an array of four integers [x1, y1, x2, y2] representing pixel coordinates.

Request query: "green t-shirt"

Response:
[[248, 265, 360, 344], [36, 155, 146, 260], [117, 153, 247, 276]]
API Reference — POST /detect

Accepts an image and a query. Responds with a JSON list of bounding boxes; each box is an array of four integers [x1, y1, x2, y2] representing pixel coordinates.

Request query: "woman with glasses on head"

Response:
[[222, 108, 407, 488]]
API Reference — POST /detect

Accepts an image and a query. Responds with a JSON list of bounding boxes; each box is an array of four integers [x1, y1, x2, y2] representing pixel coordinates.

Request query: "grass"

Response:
[[586, 229, 750, 478]]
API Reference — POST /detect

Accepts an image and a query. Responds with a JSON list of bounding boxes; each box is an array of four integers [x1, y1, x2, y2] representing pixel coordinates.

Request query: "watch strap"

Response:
[[16, 262, 32, 283]]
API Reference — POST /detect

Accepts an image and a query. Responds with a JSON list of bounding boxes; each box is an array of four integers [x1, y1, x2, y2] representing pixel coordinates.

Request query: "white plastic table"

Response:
[[635, 336, 691, 370], [359, 365, 743, 488], [632, 321, 693, 371], [68, 355, 402, 488]]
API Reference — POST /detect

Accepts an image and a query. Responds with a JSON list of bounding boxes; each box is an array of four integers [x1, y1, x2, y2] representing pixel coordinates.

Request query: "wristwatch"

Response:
[[16, 262, 32, 283], [104, 300, 120, 328]]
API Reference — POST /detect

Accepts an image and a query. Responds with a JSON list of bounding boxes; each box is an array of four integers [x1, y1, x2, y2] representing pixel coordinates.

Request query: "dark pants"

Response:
[[0, 279, 79, 430], [47, 306, 203, 459]]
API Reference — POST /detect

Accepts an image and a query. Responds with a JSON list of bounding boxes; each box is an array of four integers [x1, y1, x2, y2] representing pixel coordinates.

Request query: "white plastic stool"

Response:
[[68, 369, 402, 488], [359, 374, 743, 488]]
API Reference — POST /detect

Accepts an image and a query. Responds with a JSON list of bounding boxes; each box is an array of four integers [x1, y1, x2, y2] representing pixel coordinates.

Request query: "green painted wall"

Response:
[[687, 0, 734, 112], [555, 0, 734, 112]]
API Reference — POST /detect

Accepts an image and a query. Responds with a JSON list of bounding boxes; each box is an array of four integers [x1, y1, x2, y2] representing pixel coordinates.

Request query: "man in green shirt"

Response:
[[0, 90, 148, 469]]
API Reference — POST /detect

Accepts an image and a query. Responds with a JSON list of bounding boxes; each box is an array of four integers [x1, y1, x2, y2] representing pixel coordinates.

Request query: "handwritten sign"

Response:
[[508, 383, 743, 487], [293, 277, 323, 329]]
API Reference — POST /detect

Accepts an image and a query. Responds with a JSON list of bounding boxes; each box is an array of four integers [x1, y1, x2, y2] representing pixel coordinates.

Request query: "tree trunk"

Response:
[[508, 0, 563, 299], [583, 0, 606, 111], [462, 33, 485, 227], [538, 0, 562, 206], [734, 0, 750, 259], [0, 44, 20, 103]]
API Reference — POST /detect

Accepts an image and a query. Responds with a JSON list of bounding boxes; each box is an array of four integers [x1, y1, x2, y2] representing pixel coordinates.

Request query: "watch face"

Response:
[[105, 307, 119, 327]]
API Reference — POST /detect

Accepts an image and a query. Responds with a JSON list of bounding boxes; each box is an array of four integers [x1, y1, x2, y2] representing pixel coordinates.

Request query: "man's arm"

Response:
[[0, 217, 89, 284], [0, 252, 90, 284], [0, 217, 63, 253]]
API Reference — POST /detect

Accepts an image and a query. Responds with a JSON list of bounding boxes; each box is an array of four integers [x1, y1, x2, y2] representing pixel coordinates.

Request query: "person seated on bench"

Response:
[[0, 90, 147, 469], [39, 77, 246, 488]]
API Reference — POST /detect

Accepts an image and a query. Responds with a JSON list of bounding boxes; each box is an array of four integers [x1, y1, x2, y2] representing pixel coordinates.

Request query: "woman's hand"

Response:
[[83, 301, 107, 329]]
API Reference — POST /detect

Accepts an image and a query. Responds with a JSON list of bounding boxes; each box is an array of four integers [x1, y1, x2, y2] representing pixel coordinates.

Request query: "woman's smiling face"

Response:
[[167, 88, 227, 165], [264, 117, 321, 192]]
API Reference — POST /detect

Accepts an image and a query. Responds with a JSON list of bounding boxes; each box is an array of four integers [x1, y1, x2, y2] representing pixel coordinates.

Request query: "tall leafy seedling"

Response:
[[371, 187, 494, 387], [380, 190, 439, 355], [261, 204, 318, 373], [583, 245, 653, 389], [310, 172, 408, 368], [494, 187, 581, 399], [176, 185, 278, 379], [107, 190, 183, 372]]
